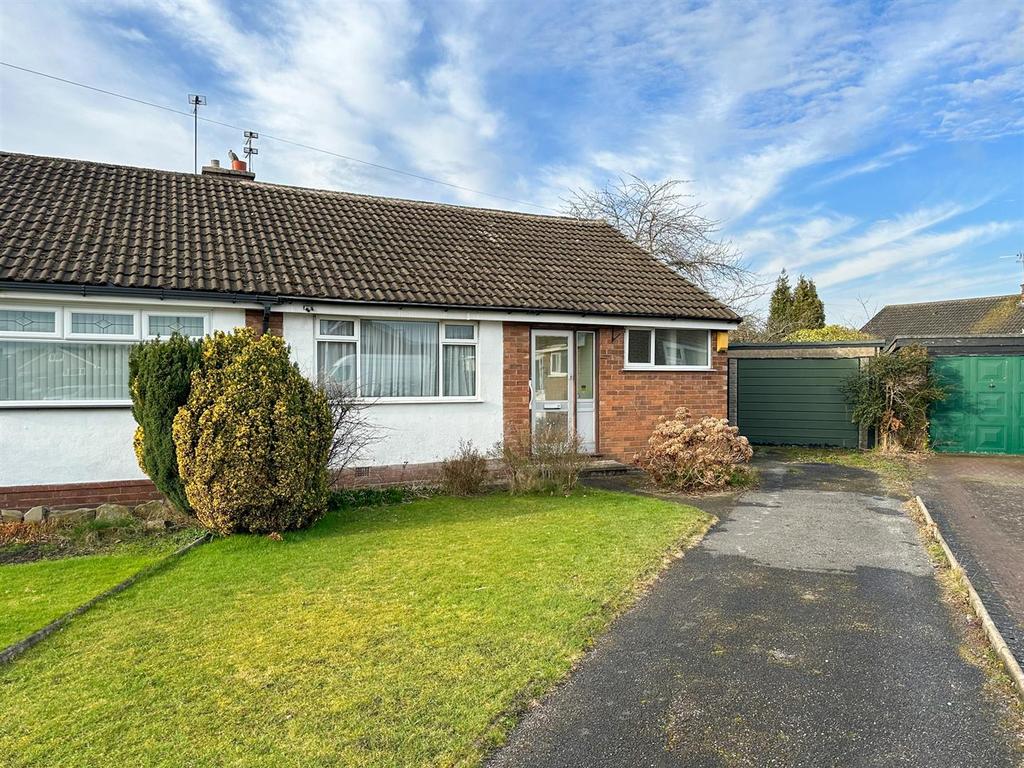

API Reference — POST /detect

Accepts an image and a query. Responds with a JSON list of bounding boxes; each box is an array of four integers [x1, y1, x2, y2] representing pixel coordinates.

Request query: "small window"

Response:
[[147, 314, 206, 338], [69, 311, 136, 337], [625, 328, 710, 369], [627, 329, 652, 364], [320, 319, 355, 337], [0, 309, 56, 335], [444, 324, 475, 341]]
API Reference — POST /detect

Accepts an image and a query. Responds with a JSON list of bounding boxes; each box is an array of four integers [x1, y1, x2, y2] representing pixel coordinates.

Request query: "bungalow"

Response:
[[0, 152, 739, 507]]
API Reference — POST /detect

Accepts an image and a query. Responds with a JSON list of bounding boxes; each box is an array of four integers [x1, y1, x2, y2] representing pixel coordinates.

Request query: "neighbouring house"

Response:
[[0, 152, 739, 507], [861, 289, 1024, 455]]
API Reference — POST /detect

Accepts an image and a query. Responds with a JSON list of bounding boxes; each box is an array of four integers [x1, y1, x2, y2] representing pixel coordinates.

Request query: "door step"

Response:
[[581, 459, 641, 477]]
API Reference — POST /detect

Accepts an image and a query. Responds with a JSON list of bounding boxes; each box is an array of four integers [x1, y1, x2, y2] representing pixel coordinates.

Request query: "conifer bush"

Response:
[[129, 334, 203, 514], [633, 408, 752, 490], [172, 328, 334, 534]]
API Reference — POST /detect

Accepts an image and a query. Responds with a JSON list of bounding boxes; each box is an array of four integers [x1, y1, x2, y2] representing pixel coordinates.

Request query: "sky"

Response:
[[0, 0, 1022, 324]]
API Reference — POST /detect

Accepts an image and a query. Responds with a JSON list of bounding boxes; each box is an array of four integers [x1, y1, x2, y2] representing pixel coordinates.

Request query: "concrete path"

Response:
[[489, 460, 1022, 768], [915, 454, 1024, 668]]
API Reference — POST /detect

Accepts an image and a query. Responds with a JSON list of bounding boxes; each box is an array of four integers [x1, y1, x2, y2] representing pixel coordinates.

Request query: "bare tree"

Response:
[[563, 175, 765, 311]]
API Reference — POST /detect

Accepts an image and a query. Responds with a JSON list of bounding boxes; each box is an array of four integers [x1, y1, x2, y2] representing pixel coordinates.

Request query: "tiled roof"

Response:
[[862, 294, 1024, 342], [0, 152, 739, 321]]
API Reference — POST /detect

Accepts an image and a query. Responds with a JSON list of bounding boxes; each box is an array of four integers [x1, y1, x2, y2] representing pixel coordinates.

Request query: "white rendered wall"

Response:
[[0, 303, 246, 487], [283, 313, 505, 467]]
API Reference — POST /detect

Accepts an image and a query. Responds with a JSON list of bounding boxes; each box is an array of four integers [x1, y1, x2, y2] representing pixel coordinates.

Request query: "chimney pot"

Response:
[[210, 159, 220, 168]]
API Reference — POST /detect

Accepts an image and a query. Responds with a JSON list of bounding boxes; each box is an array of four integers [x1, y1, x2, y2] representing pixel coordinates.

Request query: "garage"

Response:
[[728, 342, 881, 448], [930, 355, 1024, 455]]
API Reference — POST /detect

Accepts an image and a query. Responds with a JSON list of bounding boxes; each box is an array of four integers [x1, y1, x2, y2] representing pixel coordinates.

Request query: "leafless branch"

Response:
[[320, 383, 381, 476], [563, 175, 767, 312]]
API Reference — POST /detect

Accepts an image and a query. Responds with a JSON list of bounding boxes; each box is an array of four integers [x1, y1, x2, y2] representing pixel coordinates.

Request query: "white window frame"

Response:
[[0, 304, 63, 339], [65, 308, 140, 341], [0, 302, 207, 408], [623, 327, 713, 371], [315, 316, 481, 403], [143, 310, 209, 339]]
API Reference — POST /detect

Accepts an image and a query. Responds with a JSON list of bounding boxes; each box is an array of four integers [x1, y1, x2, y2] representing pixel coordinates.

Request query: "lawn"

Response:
[[0, 549, 164, 649], [0, 489, 710, 767]]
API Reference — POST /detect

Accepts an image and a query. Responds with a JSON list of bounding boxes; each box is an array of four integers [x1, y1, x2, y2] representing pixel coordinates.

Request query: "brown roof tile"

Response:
[[0, 152, 739, 321], [861, 294, 1024, 342]]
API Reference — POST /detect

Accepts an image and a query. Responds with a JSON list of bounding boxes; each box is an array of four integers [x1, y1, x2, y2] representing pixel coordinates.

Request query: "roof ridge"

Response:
[[878, 293, 1018, 311], [0, 150, 595, 225]]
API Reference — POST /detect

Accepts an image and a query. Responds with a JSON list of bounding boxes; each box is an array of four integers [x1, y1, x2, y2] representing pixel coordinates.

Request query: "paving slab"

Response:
[[489, 460, 1022, 768]]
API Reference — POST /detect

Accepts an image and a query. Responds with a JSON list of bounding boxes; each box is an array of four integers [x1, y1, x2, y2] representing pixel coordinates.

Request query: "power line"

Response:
[[0, 61, 559, 213]]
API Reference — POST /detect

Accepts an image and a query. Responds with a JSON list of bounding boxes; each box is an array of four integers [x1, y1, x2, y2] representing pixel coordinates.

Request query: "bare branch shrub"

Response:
[[440, 440, 490, 495], [634, 408, 753, 491], [321, 382, 381, 479], [493, 422, 589, 494], [563, 175, 764, 312]]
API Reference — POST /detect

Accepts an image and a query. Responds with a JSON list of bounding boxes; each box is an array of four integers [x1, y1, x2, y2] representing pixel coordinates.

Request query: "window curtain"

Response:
[[0, 341, 130, 401], [360, 320, 438, 397], [317, 340, 357, 391], [443, 345, 475, 397]]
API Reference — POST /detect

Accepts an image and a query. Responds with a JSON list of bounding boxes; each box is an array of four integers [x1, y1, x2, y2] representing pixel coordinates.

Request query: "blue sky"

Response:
[[1, 0, 1021, 323]]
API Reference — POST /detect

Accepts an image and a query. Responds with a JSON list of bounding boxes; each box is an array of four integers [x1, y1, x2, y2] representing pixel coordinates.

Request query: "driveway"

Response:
[[915, 454, 1024, 668], [489, 459, 1022, 767]]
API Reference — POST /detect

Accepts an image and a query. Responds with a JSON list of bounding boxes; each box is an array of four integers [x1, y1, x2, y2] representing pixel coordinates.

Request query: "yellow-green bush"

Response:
[[172, 329, 333, 534], [785, 324, 871, 342]]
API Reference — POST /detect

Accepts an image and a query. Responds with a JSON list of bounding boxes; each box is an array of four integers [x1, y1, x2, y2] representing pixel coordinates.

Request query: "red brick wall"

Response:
[[0, 480, 163, 511], [244, 309, 284, 336], [498, 322, 728, 462], [503, 322, 532, 443], [597, 327, 727, 461]]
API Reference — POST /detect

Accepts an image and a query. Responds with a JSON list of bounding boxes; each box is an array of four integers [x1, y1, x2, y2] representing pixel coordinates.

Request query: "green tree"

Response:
[[792, 275, 826, 330], [172, 328, 334, 535], [129, 334, 203, 514], [767, 270, 794, 336]]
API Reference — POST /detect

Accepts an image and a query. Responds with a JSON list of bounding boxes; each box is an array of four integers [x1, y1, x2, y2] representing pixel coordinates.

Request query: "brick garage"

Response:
[[503, 323, 728, 463]]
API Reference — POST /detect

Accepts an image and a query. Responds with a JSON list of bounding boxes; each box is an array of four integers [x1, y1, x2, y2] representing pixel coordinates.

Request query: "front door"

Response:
[[531, 330, 573, 438], [530, 329, 598, 452]]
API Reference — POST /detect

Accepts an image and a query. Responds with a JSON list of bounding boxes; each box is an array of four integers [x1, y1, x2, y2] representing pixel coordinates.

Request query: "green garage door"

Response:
[[931, 356, 1023, 455], [736, 358, 860, 448]]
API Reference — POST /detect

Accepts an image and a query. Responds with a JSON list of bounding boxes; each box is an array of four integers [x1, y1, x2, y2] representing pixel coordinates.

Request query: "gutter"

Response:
[[0, 280, 742, 325]]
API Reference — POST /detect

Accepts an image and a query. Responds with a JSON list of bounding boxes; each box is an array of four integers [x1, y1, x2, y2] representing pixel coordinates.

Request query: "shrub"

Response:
[[440, 440, 490, 495], [785, 325, 871, 343], [843, 344, 946, 452], [129, 334, 203, 514], [633, 408, 753, 491], [493, 422, 588, 494], [172, 329, 334, 534]]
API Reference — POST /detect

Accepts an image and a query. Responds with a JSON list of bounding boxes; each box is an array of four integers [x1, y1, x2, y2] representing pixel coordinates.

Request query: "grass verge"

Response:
[[0, 489, 710, 767], [903, 498, 1024, 747]]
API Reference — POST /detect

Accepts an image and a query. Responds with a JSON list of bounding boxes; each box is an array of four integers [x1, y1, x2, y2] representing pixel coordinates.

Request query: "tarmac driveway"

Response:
[[915, 454, 1024, 668], [489, 459, 1021, 768]]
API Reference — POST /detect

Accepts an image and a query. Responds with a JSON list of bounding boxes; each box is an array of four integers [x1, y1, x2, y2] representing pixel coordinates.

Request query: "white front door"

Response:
[[575, 331, 596, 453], [531, 330, 573, 438]]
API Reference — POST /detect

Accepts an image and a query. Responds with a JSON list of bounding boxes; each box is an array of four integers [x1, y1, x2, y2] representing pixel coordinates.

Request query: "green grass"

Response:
[[0, 490, 709, 767], [0, 549, 165, 649]]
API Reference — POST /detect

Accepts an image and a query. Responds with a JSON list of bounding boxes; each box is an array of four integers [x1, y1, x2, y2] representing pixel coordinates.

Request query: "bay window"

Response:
[[624, 327, 711, 369], [1, 305, 208, 405], [316, 317, 478, 400]]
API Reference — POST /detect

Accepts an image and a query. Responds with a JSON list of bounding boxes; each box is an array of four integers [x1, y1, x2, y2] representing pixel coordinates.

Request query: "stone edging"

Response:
[[915, 495, 1024, 700], [0, 533, 210, 666]]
